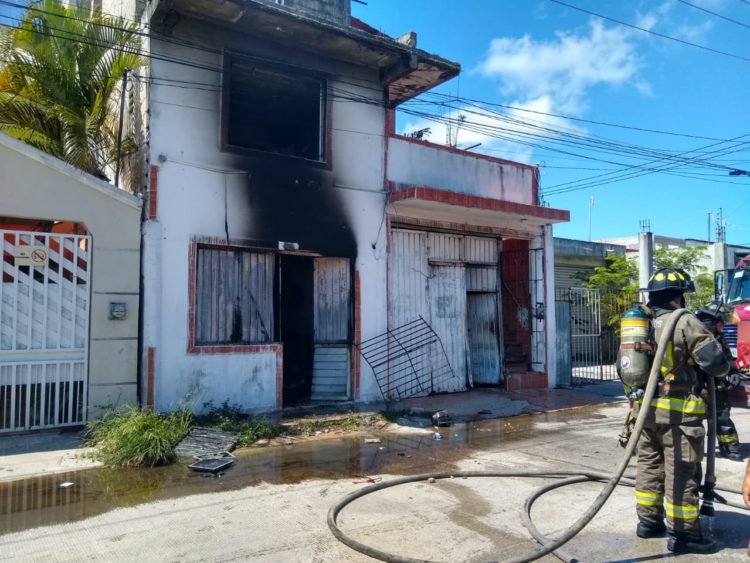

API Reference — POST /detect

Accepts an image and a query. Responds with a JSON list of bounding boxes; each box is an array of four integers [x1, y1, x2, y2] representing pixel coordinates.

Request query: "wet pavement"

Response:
[[1, 382, 749, 562]]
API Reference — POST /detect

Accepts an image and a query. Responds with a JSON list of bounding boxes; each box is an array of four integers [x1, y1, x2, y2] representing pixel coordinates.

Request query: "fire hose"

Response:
[[327, 309, 749, 562]]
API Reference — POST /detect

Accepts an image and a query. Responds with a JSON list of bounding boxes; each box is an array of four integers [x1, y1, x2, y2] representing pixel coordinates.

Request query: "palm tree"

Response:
[[0, 0, 142, 181]]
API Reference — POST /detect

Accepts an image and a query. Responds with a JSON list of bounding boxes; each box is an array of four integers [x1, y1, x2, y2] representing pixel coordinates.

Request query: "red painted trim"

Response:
[[148, 165, 158, 220], [146, 347, 155, 410], [385, 109, 396, 137], [388, 184, 570, 222], [390, 134, 538, 172], [352, 270, 361, 399]]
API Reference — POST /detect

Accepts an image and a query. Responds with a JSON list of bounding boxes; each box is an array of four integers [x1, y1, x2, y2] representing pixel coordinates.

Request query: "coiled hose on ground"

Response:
[[327, 309, 749, 562]]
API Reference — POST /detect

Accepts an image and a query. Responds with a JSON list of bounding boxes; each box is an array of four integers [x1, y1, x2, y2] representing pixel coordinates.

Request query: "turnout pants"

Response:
[[716, 388, 740, 455], [635, 418, 705, 536]]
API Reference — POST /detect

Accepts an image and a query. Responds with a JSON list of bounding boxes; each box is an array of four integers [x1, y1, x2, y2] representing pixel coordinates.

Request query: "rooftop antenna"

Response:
[[639, 219, 651, 233]]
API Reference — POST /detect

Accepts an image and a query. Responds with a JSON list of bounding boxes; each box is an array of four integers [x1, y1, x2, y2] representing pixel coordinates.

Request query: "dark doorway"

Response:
[[280, 255, 314, 406]]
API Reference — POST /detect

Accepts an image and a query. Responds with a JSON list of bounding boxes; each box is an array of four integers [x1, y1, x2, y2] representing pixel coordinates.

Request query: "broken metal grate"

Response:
[[358, 316, 455, 400], [174, 426, 238, 459]]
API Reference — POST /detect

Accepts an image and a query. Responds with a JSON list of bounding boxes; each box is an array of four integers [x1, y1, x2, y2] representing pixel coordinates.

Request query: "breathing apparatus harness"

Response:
[[615, 303, 720, 519]]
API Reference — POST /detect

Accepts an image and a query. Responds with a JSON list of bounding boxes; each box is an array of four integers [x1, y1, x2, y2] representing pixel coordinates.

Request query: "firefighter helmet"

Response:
[[695, 300, 732, 324], [646, 268, 696, 294]]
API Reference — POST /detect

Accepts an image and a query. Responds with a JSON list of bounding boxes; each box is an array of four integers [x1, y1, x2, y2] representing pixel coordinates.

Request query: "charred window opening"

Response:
[[223, 58, 325, 162], [194, 246, 275, 345]]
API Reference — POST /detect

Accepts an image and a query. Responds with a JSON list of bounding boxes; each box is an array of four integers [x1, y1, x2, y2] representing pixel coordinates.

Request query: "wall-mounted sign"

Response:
[[15, 246, 49, 268]]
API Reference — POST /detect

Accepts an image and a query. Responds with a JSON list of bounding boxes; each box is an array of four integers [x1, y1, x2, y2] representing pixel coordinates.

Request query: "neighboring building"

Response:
[[553, 238, 626, 291], [0, 133, 142, 432], [600, 234, 750, 278], [105, 0, 569, 413]]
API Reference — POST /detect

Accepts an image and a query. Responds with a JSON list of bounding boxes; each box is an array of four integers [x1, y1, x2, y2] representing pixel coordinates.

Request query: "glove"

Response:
[[723, 371, 742, 390]]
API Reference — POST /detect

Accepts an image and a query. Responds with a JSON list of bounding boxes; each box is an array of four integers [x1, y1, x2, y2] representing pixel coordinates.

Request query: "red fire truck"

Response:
[[723, 254, 750, 373]]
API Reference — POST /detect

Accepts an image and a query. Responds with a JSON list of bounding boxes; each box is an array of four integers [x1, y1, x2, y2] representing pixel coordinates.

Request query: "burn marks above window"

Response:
[[222, 57, 326, 162]]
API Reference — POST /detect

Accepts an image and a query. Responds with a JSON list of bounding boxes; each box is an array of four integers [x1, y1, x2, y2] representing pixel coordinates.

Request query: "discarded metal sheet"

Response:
[[174, 426, 238, 459], [187, 454, 236, 474]]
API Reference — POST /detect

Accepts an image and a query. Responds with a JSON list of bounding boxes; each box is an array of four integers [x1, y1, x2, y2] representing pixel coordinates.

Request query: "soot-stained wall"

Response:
[[239, 159, 357, 258]]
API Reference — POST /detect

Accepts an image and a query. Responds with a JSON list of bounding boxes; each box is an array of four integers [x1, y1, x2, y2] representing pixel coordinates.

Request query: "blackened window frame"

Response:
[[220, 52, 330, 165]]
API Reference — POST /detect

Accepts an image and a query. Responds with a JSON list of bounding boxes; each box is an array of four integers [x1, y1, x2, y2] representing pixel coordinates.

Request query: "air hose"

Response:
[[327, 309, 742, 562]]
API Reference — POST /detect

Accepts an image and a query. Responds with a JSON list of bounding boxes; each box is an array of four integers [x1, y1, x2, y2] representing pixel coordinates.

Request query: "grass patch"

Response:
[[193, 403, 281, 448], [380, 408, 432, 423], [285, 412, 386, 436], [85, 405, 388, 468], [85, 407, 192, 468]]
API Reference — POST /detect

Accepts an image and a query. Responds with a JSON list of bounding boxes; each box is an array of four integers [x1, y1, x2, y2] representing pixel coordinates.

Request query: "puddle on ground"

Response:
[[0, 405, 618, 535]]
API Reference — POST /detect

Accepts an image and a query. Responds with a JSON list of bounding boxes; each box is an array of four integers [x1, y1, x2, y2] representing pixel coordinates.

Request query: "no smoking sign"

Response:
[[15, 246, 49, 268]]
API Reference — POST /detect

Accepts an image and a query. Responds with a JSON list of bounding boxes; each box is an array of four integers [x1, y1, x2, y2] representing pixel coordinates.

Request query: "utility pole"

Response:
[[707, 212, 711, 243], [114, 68, 129, 188]]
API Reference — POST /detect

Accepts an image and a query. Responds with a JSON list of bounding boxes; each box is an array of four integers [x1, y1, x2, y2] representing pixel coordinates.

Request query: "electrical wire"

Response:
[[548, 0, 750, 62], [2, 3, 749, 199]]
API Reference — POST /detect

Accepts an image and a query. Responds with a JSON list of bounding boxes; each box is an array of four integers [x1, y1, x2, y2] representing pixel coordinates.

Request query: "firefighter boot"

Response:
[[636, 520, 666, 538], [667, 533, 717, 554], [719, 442, 743, 462]]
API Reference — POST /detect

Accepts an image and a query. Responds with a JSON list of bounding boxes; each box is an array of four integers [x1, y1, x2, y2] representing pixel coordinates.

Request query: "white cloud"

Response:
[[477, 20, 640, 116], [400, 95, 585, 165]]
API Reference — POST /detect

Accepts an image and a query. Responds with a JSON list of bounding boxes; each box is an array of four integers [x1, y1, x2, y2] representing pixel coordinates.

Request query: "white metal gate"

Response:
[[1, 230, 91, 432]]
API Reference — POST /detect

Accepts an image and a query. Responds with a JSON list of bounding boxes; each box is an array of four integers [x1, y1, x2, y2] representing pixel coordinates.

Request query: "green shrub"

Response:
[[193, 402, 281, 448], [85, 407, 192, 468]]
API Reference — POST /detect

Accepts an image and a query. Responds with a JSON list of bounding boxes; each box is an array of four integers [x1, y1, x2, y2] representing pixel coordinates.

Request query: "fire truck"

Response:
[[722, 254, 750, 373]]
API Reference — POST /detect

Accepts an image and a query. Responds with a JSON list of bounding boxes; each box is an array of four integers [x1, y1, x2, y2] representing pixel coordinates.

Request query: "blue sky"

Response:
[[353, 0, 750, 246], [2, 1, 750, 245]]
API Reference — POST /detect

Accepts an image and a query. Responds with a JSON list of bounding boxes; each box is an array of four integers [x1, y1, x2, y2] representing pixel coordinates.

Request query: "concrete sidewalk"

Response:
[[0, 382, 626, 483]]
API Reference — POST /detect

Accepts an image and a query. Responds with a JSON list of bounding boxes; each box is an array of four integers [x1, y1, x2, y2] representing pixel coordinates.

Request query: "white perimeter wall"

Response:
[[0, 134, 142, 415]]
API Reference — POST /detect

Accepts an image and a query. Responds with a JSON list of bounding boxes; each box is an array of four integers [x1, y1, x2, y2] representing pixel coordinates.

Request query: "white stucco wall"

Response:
[[387, 137, 535, 205], [0, 133, 142, 416], [143, 22, 389, 412]]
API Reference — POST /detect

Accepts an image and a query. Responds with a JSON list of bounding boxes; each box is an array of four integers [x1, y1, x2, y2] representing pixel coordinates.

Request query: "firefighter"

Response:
[[695, 300, 744, 462], [633, 268, 730, 554]]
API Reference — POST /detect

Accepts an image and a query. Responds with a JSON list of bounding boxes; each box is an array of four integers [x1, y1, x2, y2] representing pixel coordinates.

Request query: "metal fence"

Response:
[[555, 287, 638, 385]]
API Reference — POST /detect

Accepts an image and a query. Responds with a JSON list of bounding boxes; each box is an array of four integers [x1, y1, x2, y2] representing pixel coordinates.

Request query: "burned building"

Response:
[[107, 0, 569, 412]]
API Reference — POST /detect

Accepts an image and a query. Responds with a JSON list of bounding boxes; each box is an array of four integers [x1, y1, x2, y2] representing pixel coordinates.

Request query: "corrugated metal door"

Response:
[[465, 237, 502, 386], [311, 258, 350, 401], [428, 263, 466, 392], [0, 230, 91, 432], [467, 292, 501, 385], [389, 230, 429, 327]]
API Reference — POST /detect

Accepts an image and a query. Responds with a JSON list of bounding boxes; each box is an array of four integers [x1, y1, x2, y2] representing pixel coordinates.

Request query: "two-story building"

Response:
[[104, 0, 569, 413]]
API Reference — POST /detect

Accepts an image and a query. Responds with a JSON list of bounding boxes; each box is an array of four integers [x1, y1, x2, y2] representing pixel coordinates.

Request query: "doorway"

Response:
[[279, 256, 352, 406]]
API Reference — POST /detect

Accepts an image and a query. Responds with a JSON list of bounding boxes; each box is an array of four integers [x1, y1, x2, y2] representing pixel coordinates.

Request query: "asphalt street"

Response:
[[1, 397, 749, 562]]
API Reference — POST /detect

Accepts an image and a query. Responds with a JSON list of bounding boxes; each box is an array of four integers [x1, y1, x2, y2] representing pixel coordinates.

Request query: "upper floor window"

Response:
[[222, 57, 326, 162]]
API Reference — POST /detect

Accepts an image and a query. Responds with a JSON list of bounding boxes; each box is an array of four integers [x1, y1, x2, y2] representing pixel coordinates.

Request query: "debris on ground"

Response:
[[174, 427, 238, 459], [432, 411, 453, 427], [364, 438, 381, 444], [187, 452, 236, 474]]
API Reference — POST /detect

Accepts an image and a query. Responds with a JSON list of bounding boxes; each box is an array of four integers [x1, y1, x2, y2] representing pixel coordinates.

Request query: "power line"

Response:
[[677, 0, 750, 30], [548, 0, 750, 62], [3, 4, 749, 196]]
